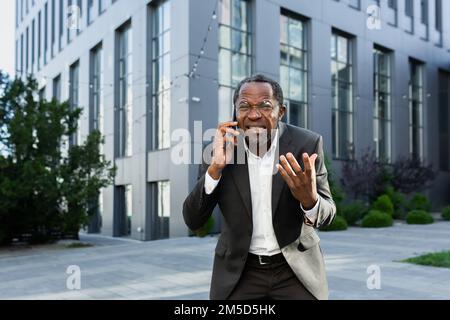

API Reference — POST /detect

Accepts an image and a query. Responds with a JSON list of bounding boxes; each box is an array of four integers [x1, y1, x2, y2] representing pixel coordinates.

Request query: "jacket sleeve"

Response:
[[182, 162, 220, 231], [312, 135, 337, 229]]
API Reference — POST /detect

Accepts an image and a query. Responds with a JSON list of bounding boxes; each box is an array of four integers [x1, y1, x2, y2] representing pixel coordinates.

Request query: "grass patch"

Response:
[[65, 242, 93, 249], [401, 251, 450, 269]]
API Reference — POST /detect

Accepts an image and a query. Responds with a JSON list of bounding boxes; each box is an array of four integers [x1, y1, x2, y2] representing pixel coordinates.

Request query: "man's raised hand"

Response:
[[208, 121, 240, 180], [276, 152, 318, 210]]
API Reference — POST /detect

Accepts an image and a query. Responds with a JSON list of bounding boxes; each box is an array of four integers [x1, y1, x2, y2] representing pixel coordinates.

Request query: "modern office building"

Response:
[[15, 0, 450, 240]]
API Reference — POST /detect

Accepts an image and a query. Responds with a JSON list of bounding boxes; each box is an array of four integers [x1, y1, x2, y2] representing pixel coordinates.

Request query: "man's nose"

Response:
[[247, 108, 262, 119]]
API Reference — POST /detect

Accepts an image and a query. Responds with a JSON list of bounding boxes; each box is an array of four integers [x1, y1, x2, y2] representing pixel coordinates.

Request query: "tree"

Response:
[[0, 72, 115, 244]]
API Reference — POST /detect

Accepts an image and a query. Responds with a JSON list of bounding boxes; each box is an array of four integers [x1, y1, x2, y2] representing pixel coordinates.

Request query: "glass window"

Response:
[[44, 3, 48, 64], [405, 0, 414, 32], [51, 0, 55, 57], [38, 11, 41, 70], [125, 185, 132, 236], [15, 40, 18, 75], [90, 44, 103, 140], [157, 181, 170, 239], [218, 0, 252, 121], [387, 0, 398, 26], [25, 27, 29, 73], [39, 87, 46, 101], [31, 19, 35, 73], [59, 0, 64, 51], [373, 47, 392, 162], [405, 0, 413, 16], [67, 0, 82, 40], [77, 0, 82, 34], [87, 0, 94, 25], [67, 0, 73, 43], [421, 0, 428, 25], [409, 60, 424, 161], [438, 71, 449, 171], [99, 0, 107, 14], [53, 74, 61, 101], [20, 34, 24, 75], [16, 0, 18, 28], [280, 12, 308, 128], [116, 23, 132, 157], [331, 32, 354, 159], [388, 0, 397, 8], [69, 61, 80, 147], [349, 0, 361, 9], [435, 0, 442, 31], [151, 0, 171, 150], [116, 185, 132, 236]]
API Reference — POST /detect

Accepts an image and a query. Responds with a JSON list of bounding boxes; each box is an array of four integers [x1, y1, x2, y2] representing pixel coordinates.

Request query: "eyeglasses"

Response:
[[236, 100, 278, 115]]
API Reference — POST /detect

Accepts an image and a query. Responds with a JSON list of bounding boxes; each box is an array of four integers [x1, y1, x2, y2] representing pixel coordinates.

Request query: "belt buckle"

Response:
[[258, 255, 269, 265]]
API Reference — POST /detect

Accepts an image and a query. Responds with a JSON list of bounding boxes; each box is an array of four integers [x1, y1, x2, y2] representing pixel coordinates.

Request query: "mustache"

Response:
[[243, 128, 275, 145]]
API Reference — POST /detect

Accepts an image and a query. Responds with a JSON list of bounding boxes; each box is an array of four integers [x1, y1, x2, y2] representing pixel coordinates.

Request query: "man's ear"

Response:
[[278, 104, 286, 120]]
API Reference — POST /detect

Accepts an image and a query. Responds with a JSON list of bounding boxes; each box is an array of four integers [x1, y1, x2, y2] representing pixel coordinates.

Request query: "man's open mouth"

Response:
[[245, 125, 267, 130]]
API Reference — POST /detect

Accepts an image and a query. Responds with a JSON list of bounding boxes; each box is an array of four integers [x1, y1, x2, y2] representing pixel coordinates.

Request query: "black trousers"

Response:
[[227, 253, 317, 300]]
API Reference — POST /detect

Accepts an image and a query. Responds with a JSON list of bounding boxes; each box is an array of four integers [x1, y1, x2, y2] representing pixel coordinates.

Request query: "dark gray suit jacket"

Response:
[[183, 122, 336, 299]]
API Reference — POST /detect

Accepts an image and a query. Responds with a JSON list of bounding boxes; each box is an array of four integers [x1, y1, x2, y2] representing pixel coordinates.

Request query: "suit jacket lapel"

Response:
[[272, 122, 292, 220], [230, 143, 252, 220]]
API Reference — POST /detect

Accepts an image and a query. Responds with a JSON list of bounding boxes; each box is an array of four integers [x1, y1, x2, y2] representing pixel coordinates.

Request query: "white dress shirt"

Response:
[[204, 129, 319, 256]]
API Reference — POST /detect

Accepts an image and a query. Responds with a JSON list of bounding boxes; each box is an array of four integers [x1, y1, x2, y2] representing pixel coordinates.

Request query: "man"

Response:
[[183, 74, 336, 300]]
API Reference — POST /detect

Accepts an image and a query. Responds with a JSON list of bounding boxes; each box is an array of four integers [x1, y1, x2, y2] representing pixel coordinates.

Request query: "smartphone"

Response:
[[230, 109, 239, 145], [232, 109, 238, 130]]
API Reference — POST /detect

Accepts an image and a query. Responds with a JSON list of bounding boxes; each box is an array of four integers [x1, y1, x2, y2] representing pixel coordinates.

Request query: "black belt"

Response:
[[247, 252, 285, 265]]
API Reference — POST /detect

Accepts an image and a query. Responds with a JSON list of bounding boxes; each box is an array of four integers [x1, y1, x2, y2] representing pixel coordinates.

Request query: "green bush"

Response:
[[361, 210, 393, 228], [320, 215, 348, 231], [407, 193, 431, 212], [339, 201, 368, 226], [194, 216, 215, 237], [371, 195, 394, 216], [406, 210, 434, 225], [385, 186, 406, 219], [442, 206, 450, 221]]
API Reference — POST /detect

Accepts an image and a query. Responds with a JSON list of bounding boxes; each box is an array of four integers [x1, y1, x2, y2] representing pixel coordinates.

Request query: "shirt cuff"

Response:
[[204, 170, 221, 195], [300, 198, 319, 225]]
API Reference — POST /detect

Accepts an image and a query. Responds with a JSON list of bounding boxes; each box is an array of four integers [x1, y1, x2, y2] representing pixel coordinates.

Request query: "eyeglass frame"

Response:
[[235, 99, 281, 115]]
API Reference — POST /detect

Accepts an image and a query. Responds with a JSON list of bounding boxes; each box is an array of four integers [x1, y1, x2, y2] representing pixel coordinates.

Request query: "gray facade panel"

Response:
[[15, 0, 450, 240]]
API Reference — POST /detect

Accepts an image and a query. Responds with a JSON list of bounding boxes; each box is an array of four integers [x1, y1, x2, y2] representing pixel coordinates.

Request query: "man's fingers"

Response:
[[310, 153, 318, 169], [276, 164, 294, 188], [279, 155, 296, 177], [218, 121, 238, 129], [302, 153, 312, 174], [301, 153, 317, 180], [222, 127, 240, 136], [286, 153, 302, 174]]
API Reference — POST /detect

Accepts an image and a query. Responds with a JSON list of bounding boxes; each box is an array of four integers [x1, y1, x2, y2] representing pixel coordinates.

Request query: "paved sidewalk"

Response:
[[0, 220, 449, 299]]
